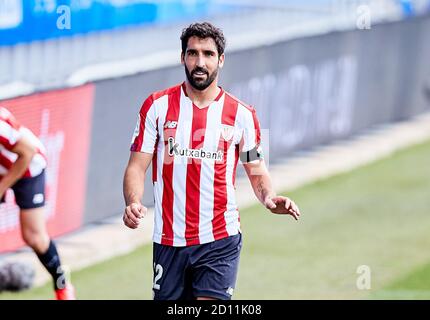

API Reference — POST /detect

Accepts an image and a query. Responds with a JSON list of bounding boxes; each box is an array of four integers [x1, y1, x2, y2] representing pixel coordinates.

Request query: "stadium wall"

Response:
[[0, 16, 429, 251]]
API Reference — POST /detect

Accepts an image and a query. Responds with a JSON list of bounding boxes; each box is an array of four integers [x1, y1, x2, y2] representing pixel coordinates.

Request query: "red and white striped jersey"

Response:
[[0, 107, 47, 178], [131, 83, 262, 247]]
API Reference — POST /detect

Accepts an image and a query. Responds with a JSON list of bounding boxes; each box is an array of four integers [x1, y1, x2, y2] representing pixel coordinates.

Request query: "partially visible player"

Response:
[[0, 106, 75, 300]]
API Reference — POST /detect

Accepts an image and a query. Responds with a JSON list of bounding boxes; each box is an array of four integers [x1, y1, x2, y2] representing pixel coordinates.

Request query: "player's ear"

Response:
[[218, 53, 225, 68], [181, 52, 185, 65]]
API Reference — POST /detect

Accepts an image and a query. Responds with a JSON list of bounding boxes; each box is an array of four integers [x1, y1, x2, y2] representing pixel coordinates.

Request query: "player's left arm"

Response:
[[243, 159, 301, 220], [0, 136, 36, 197]]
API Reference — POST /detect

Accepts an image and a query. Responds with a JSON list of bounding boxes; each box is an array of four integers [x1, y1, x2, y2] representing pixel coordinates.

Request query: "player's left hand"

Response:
[[264, 196, 301, 220]]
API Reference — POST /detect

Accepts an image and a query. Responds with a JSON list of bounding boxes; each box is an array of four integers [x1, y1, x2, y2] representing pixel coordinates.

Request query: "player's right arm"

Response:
[[0, 109, 35, 197], [124, 94, 158, 229], [122, 152, 153, 229], [0, 136, 36, 197]]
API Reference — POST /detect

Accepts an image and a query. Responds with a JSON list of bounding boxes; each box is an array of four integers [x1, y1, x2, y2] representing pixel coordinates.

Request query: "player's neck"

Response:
[[184, 80, 221, 109]]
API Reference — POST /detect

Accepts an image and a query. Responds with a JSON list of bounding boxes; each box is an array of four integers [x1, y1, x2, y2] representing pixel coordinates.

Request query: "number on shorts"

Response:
[[153, 263, 163, 290]]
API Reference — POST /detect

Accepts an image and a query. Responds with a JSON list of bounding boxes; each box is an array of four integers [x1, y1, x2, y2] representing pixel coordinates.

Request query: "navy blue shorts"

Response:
[[10, 170, 46, 209], [152, 233, 242, 300]]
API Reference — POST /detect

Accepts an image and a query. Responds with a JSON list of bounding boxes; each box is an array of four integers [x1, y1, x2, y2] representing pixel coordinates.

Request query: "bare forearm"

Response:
[[0, 155, 31, 195], [243, 160, 275, 204], [123, 165, 145, 206], [250, 173, 276, 205]]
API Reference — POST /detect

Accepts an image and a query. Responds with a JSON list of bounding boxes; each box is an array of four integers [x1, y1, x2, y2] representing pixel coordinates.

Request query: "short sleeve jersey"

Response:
[[130, 83, 262, 246]]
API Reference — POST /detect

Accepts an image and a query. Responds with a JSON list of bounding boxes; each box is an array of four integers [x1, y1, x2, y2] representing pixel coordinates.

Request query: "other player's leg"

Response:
[[19, 207, 75, 300]]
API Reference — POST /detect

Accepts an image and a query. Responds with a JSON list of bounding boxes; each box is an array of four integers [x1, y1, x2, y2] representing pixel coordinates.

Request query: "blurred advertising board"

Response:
[[0, 0, 235, 46]]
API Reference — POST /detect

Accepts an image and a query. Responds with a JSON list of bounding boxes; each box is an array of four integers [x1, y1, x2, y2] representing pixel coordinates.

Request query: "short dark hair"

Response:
[[180, 22, 226, 56]]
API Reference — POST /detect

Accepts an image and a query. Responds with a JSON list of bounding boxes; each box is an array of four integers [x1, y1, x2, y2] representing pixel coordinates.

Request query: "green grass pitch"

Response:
[[2, 139, 430, 299]]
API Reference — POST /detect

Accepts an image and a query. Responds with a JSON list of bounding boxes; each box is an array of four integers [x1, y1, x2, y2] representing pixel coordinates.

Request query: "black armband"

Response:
[[240, 145, 264, 163]]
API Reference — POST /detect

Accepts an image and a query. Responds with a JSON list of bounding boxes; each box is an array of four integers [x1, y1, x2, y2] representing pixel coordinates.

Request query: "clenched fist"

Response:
[[123, 202, 147, 229]]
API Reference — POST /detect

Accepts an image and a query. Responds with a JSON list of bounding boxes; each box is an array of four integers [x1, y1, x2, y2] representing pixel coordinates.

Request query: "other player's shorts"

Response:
[[8, 170, 46, 209], [152, 233, 242, 300]]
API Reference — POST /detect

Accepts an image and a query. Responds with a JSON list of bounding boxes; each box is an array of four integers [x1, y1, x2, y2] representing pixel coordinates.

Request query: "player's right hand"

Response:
[[123, 202, 147, 229]]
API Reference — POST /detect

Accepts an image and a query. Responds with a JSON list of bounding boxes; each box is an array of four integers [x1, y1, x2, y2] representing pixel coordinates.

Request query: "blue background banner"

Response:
[[0, 0, 236, 46]]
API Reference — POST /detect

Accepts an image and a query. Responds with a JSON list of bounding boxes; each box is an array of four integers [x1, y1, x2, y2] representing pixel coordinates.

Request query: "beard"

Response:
[[185, 64, 218, 91]]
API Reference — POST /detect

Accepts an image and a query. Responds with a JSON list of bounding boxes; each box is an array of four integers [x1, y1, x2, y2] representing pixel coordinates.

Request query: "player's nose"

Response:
[[196, 53, 206, 68]]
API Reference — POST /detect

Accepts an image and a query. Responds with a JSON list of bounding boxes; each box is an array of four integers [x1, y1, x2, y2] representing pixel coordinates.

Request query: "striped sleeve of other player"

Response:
[[130, 95, 158, 154], [237, 105, 263, 163], [0, 107, 22, 151]]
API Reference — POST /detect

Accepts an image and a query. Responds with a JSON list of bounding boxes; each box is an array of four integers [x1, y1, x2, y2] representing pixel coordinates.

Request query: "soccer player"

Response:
[[123, 22, 300, 300], [0, 107, 75, 300]]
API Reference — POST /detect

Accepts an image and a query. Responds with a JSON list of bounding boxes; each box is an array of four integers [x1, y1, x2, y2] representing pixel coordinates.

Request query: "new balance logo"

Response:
[[164, 121, 178, 129], [168, 137, 223, 161]]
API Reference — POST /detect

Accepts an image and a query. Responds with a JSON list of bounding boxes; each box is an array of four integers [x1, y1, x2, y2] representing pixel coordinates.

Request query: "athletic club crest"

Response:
[[221, 125, 234, 141]]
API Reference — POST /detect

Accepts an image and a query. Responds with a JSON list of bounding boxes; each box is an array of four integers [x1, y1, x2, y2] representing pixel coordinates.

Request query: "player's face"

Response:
[[182, 36, 224, 91]]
